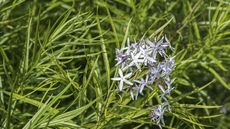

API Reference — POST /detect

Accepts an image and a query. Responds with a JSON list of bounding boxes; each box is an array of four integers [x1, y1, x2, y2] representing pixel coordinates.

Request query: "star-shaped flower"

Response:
[[111, 69, 133, 91], [152, 37, 169, 59], [122, 51, 144, 71], [149, 64, 163, 80], [134, 75, 152, 94], [139, 46, 156, 66], [115, 48, 129, 68], [161, 56, 175, 76], [150, 105, 166, 129]]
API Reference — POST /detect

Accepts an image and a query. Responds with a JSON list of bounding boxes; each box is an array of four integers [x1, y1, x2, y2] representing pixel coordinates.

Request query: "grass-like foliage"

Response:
[[0, 0, 230, 129]]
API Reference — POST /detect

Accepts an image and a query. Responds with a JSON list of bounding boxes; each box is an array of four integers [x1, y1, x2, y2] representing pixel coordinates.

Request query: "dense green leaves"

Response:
[[0, 0, 230, 129]]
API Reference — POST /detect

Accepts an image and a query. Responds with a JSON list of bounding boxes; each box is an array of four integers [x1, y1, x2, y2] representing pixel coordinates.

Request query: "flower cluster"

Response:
[[112, 35, 175, 128], [112, 36, 175, 99], [150, 102, 170, 129]]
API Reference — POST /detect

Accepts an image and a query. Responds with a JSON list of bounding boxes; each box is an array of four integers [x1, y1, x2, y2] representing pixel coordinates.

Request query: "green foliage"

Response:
[[0, 0, 230, 128]]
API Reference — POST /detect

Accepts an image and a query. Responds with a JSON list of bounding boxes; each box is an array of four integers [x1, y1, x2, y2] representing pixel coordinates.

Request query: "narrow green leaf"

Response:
[[121, 18, 132, 49], [96, 14, 111, 88], [149, 17, 173, 38], [207, 54, 227, 71], [106, 7, 120, 48], [38, 100, 96, 128], [201, 63, 230, 90], [3, 91, 59, 113], [172, 113, 210, 127]]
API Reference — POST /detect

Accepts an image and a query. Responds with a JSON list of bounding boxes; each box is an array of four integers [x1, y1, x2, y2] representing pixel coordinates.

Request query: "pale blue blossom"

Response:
[[111, 69, 133, 91], [150, 105, 166, 129], [134, 75, 152, 94], [122, 51, 144, 71]]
